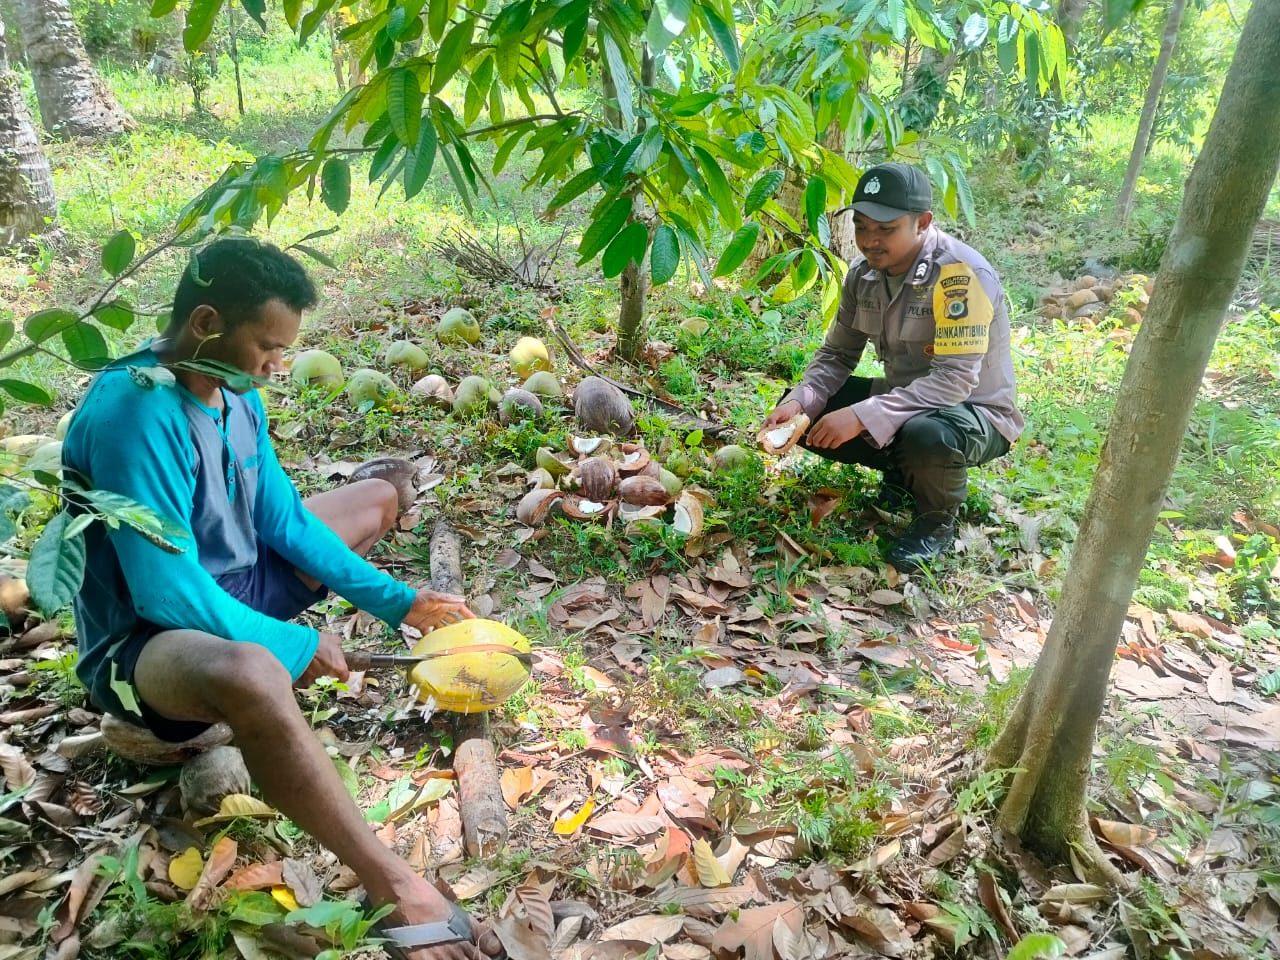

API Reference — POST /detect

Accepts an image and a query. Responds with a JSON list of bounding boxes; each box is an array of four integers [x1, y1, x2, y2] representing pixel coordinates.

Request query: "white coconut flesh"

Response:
[[571, 436, 607, 455], [577, 499, 607, 515], [623, 451, 644, 465], [766, 423, 798, 448]]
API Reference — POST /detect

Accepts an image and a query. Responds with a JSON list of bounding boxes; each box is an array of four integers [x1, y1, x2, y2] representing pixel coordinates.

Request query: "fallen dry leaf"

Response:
[[168, 847, 204, 892], [710, 899, 802, 960], [601, 914, 683, 942], [223, 861, 285, 892], [187, 836, 239, 911], [587, 811, 665, 840], [1206, 662, 1234, 703], [554, 798, 596, 836], [501, 765, 534, 810], [692, 838, 731, 887]]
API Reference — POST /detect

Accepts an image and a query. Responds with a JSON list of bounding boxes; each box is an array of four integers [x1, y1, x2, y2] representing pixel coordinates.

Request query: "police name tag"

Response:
[[932, 263, 993, 354]]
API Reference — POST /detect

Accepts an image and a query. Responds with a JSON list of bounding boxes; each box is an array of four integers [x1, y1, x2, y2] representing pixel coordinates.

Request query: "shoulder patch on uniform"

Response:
[[932, 262, 993, 355]]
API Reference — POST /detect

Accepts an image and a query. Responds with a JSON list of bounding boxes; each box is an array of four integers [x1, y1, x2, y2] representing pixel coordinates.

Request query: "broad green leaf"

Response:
[[646, 0, 691, 55], [0, 319, 13, 353], [561, 7, 589, 62], [692, 146, 738, 228], [699, 5, 739, 74], [601, 221, 649, 279], [75, 488, 189, 553], [734, 131, 766, 155], [300, 0, 342, 44], [0, 379, 53, 405], [600, 30, 635, 132], [632, 125, 664, 174], [61, 323, 111, 369], [150, 0, 180, 17], [427, 0, 450, 41], [101, 230, 137, 277], [1102, 0, 1145, 32], [386, 69, 423, 147], [803, 177, 827, 236], [0, 483, 30, 517], [744, 170, 785, 216], [24, 308, 80, 345], [368, 133, 402, 183], [578, 195, 633, 263], [1006, 933, 1068, 960], [547, 166, 602, 212], [282, 0, 302, 29], [92, 299, 136, 332], [27, 511, 88, 616], [183, 0, 224, 51], [650, 225, 679, 285], [403, 124, 438, 200], [961, 12, 988, 50], [320, 158, 351, 215], [713, 223, 760, 278], [237, 0, 266, 30], [432, 17, 474, 94]]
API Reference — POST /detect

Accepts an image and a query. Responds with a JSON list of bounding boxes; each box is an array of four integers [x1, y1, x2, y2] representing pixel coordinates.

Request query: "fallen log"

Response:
[[429, 521, 509, 858]]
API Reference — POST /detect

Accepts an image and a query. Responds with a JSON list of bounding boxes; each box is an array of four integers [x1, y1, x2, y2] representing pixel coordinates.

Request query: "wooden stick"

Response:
[[429, 521, 509, 858]]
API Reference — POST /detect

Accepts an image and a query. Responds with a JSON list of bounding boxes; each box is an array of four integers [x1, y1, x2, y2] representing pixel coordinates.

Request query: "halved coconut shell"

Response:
[[619, 502, 666, 524], [526, 467, 557, 490], [616, 443, 652, 475], [535, 446, 572, 479], [569, 435, 612, 458], [757, 413, 811, 455], [561, 495, 615, 521], [670, 492, 704, 537], [348, 457, 419, 513], [517, 488, 564, 525], [618, 475, 670, 506], [571, 457, 619, 501]]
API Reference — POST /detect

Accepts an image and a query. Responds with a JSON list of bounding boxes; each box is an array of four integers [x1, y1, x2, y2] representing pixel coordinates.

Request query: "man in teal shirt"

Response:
[[64, 238, 496, 960]]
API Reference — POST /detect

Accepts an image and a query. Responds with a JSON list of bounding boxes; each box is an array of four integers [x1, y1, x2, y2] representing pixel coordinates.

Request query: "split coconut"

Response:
[[756, 413, 811, 455]]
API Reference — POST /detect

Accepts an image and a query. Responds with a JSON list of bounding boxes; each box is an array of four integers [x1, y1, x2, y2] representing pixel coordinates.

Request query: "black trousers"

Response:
[[795, 377, 1010, 516]]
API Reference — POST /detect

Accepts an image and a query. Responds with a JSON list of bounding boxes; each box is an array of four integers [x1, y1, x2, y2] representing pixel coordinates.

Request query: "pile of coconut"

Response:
[[1038, 273, 1154, 326], [289, 307, 562, 424]]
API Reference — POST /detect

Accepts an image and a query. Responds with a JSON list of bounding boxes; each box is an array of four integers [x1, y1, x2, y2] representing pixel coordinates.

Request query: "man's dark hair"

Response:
[[169, 238, 318, 331]]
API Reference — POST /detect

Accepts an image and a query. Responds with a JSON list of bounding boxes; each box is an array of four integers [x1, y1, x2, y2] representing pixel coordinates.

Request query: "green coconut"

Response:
[[290, 349, 344, 386], [54, 410, 75, 441], [452, 375, 500, 417], [522, 370, 563, 399], [658, 467, 683, 498], [535, 447, 570, 479], [510, 337, 551, 379], [663, 447, 697, 478], [436, 307, 482, 345], [346, 368, 399, 408], [713, 444, 753, 472], [680, 317, 710, 336], [384, 340, 430, 370]]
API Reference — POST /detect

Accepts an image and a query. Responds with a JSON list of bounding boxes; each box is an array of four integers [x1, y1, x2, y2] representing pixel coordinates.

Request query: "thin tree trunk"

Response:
[[1117, 0, 1190, 224], [1056, 0, 1089, 49], [988, 0, 1280, 875], [607, 47, 653, 363], [15, 0, 132, 138], [0, 18, 56, 244], [228, 4, 245, 117]]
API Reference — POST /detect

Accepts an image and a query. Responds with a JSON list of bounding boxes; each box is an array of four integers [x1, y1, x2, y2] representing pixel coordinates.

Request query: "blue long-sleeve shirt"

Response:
[[64, 348, 414, 693]]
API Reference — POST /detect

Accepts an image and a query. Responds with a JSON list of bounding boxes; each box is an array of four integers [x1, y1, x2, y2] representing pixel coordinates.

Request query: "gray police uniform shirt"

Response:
[[790, 225, 1024, 449]]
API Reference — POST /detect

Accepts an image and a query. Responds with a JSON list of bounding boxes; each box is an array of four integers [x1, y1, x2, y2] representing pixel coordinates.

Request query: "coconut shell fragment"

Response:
[[756, 413, 811, 455], [499, 388, 544, 425], [572, 457, 619, 501], [572, 377, 635, 436], [516, 488, 564, 525], [616, 443, 652, 475], [561, 495, 615, 521], [670, 492, 704, 537], [349, 457, 419, 513], [618, 475, 669, 506]]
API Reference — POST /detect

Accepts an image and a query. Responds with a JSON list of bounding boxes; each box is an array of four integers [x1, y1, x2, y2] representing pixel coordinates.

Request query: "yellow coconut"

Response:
[[509, 336, 552, 379], [407, 619, 532, 712]]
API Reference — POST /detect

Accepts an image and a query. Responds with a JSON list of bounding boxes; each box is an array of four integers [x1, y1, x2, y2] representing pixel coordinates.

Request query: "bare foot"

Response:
[[365, 867, 501, 960]]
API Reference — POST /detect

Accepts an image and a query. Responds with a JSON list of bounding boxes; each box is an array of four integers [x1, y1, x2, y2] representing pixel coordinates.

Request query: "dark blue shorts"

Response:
[[90, 544, 327, 743]]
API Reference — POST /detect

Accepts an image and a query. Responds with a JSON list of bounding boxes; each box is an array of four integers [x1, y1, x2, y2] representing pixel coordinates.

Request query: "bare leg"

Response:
[[133, 632, 494, 959], [293, 478, 399, 589]]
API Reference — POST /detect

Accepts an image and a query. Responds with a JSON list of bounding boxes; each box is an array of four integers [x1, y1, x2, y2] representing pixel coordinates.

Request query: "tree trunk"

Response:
[[1116, 0, 1190, 225], [1056, 0, 1089, 49], [0, 18, 56, 244], [15, 0, 132, 139], [609, 47, 654, 363], [228, 4, 245, 117], [896, 45, 960, 134], [987, 0, 1280, 875]]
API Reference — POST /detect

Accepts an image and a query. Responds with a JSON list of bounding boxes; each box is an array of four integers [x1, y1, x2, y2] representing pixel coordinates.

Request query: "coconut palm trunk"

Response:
[[15, 0, 133, 138], [0, 18, 56, 244]]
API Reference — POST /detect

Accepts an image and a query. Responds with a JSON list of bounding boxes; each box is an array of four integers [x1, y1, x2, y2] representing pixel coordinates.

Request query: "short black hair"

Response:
[[169, 237, 318, 331]]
